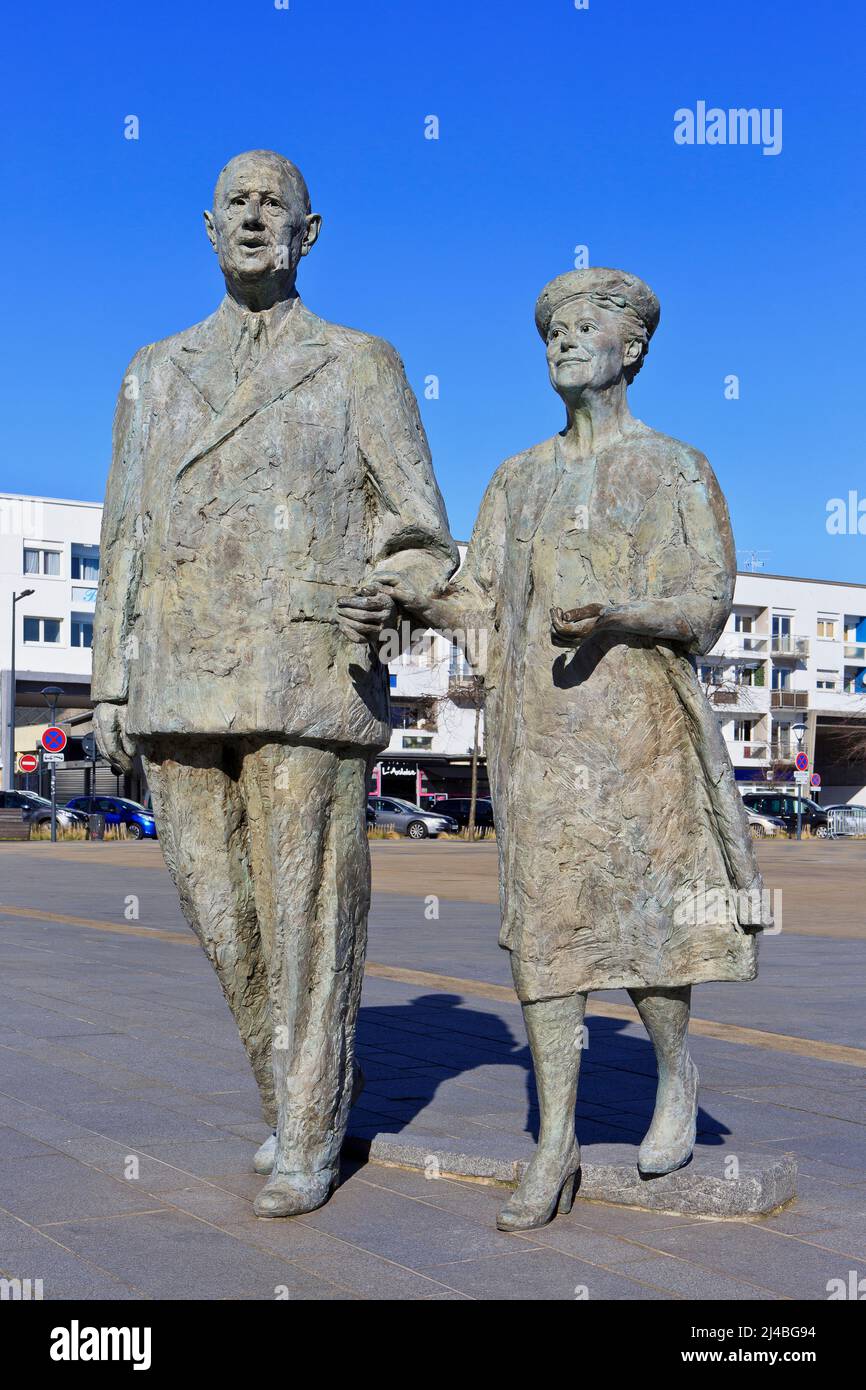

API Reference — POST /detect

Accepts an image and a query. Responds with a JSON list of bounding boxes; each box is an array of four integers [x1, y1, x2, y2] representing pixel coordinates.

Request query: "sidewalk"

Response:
[[0, 842, 864, 1299]]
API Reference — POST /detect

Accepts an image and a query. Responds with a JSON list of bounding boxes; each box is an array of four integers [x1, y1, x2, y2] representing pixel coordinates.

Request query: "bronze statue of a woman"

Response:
[[375, 267, 769, 1231]]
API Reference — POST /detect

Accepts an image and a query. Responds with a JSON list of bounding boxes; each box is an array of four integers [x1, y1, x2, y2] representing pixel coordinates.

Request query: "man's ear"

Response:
[[203, 210, 218, 252], [300, 213, 322, 258]]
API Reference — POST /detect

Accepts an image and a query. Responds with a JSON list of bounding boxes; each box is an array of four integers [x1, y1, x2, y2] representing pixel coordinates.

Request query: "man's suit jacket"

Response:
[[92, 297, 458, 746]]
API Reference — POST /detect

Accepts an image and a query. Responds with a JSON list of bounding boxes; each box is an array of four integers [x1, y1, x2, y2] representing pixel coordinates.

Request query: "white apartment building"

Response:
[[700, 572, 866, 805], [2, 493, 864, 806], [375, 612, 486, 803], [0, 493, 102, 789]]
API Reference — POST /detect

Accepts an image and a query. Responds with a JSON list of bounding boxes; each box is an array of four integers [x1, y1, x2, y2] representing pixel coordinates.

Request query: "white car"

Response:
[[746, 808, 786, 838]]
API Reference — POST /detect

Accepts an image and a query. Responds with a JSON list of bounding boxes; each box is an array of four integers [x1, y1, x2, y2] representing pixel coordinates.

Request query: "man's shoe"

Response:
[[253, 1168, 337, 1219]]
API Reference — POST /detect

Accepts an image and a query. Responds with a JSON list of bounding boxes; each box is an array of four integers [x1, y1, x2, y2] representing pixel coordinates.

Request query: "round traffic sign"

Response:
[[41, 726, 67, 753], [811, 773, 821, 788], [795, 751, 809, 772], [18, 753, 38, 773]]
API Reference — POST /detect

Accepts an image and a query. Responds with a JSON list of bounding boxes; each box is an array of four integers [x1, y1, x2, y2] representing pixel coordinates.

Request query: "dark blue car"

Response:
[[65, 795, 158, 840]]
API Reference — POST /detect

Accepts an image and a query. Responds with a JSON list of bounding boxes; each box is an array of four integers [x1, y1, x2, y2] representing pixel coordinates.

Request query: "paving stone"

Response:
[[615, 1253, 781, 1299], [0, 1125, 56, 1159], [619, 1218, 856, 1300], [0, 1212, 142, 1300], [45, 1210, 356, 1300], [416, 1246, 674, 1300], [0, 1153, 162, 1225]]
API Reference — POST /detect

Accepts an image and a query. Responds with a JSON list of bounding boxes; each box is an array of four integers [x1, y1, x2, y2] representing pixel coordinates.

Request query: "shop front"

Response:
[[372, 753, 489, 804]]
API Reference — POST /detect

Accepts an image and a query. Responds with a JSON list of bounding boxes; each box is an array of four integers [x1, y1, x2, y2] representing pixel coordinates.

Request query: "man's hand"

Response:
[[336, 585, 398, 645], [93, 702, 136, 775], [550, 603, 604, 646]]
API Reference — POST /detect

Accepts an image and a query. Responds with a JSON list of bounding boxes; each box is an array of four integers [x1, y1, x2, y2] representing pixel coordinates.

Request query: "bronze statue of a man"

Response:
[[92, 150, 457, 1217]]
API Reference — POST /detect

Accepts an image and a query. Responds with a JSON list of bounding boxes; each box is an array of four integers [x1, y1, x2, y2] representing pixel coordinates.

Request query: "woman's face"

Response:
[[546, 299, 639, 397]]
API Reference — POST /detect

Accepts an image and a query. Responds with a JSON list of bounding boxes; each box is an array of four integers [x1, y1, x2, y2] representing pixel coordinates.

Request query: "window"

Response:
[[817, 618, 837, 640], [771, 667, 791, 690], [23, 617, 61, 643], [816, 670, 839, 691], [23, 547, 61, 577], [733, 614, 753, 633], [449, 641, 470, 679], [772, 614, 791, 638], [71, 544, 100, 581], [390, 700, 435, 731], [70, 614, 93, 648], [402, 735, 433, 750], [735, 665, 760, 687], [732, 720, 752, 741]]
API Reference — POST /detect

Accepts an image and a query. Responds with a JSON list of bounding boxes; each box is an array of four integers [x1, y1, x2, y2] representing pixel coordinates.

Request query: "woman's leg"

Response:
[[628, 985, 698, 1174], [497, 992, 586, 1231]]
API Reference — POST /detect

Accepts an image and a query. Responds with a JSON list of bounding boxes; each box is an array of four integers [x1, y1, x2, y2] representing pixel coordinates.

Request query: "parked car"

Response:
[[423, 796, 495, 831], [745, 808, 787, 838], [0, 790, 88, 829], [367, 796, 458, 839], [742, 793, 830, 837], [64, 795, 158, 840]]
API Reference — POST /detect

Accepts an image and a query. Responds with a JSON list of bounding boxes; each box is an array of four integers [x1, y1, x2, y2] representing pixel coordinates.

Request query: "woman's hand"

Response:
[[550, 603, 604, 646], [336, 586, 398, 644]]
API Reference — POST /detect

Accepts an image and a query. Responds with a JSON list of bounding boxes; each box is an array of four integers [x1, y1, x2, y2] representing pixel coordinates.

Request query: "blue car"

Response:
[[65, 795, 158, 840]]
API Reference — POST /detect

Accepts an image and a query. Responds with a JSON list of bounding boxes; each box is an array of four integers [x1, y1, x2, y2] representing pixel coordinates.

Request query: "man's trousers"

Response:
[[141, 737, 373, 1177]]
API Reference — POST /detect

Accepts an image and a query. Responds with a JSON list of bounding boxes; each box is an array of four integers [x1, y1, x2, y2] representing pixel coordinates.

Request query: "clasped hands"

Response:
[[336, 572, 417, 645]]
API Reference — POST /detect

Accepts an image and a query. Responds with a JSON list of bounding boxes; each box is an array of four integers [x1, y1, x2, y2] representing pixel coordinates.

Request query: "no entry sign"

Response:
[[18, 753, 38, 773], [41, 726, 67, 754]]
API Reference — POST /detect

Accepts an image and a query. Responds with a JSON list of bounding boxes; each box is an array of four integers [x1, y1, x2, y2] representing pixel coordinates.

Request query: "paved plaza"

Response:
[[0, 838, 864, 1300]]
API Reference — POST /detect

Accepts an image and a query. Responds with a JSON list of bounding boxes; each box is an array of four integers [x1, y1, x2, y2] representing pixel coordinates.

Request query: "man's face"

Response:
[[205, 156, 314, 286], [546, 299, 640, 396]]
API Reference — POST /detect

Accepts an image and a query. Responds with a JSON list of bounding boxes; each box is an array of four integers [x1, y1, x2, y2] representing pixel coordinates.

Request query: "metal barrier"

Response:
[[826, 806, 866, 838]]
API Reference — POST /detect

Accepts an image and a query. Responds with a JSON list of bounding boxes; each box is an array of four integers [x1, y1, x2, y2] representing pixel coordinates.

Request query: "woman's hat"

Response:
[[535, 267, 661, 342]]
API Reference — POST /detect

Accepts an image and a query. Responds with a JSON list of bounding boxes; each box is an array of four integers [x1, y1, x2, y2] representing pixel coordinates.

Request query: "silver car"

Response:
[[368, 796, 458, 839]]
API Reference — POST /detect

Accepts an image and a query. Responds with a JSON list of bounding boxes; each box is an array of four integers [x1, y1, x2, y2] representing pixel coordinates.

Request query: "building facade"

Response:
[[2, 494, 864, 807], [0, 493, 103, 793], [699, 572, 866, 805]]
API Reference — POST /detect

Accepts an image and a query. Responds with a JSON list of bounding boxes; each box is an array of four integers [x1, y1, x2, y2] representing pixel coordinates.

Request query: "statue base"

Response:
[[345, 1132, 797, 1218]]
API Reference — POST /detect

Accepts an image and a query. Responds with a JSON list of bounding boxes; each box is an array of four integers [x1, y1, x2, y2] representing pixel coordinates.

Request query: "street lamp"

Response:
[[41, 685, 65, 843], [792, 721, 807, 841], [5, 588, 35, 791]]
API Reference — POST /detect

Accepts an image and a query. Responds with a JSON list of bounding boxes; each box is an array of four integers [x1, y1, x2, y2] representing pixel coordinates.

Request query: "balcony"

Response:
[[771, 635, 810, 659], [709, 686, 767, 712], [770, 690, 809, 711], [724, 635, 768, 657], [844, 642, 866, 665], [727, 741, 769, 762], [769, 743, 794, 763], [448, 675, 485, 705]]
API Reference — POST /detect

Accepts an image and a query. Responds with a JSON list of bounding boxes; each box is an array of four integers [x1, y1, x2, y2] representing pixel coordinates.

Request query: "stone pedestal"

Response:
[[346, 1131, 797, 1218]]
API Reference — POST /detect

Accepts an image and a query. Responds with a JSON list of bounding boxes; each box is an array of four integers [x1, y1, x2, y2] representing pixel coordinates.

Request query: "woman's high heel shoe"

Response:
[[638, 1056, 699, 1176], [496, 1145, 581, 1232]]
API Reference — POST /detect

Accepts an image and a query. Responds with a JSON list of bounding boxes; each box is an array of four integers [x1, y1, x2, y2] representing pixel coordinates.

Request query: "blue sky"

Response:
[[3, 0, 864, 578]]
